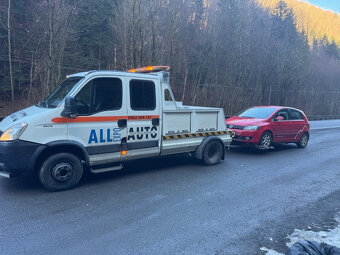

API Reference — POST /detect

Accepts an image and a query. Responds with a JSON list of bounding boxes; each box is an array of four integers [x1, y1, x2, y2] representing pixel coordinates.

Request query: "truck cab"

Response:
[[0, 66, 232, 191]]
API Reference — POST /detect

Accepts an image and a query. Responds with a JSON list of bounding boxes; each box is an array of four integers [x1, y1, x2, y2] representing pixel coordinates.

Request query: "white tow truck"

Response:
[[0, 66, 232, 191]]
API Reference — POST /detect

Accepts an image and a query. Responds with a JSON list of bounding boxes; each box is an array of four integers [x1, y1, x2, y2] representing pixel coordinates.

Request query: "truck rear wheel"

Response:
[[202, 140, 223, 165], [39, 153, 83, 191]]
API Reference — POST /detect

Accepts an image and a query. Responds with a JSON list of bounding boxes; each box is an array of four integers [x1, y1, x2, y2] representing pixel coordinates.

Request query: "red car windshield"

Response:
[[237, 107, 278, 119]]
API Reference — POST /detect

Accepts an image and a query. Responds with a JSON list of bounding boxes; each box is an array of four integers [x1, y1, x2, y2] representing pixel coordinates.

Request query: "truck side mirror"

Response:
[[61, 96, 76, 119]]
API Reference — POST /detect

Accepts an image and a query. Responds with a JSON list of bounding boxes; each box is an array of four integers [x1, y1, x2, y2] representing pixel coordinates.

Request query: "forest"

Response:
[[0, 0, 339, 117]]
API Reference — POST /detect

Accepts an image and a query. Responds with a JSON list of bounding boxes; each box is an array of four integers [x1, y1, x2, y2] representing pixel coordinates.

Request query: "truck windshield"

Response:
[[237, 107, 277, 119], [37, 77, 83, 108]]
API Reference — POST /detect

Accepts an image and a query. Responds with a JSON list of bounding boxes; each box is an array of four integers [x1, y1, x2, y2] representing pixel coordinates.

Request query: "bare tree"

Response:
[[6, 0, 14, 111]]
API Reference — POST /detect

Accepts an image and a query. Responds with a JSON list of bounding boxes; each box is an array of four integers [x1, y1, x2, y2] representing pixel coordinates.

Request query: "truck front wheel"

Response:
[[39, 153, 83, 191], [202, 141, 223, 165]]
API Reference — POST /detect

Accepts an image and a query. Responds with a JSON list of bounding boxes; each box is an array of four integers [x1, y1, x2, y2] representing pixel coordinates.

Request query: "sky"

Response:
[[301, 0, 340, 14]]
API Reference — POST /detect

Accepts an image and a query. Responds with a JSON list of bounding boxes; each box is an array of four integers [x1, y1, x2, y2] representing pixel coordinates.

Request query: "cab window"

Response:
[[75, 83, 91, 115], [164, 89, 173, 101], [130, 80, 156, 110], [92, 78, 122, 112], [75, 77, 122, 115]]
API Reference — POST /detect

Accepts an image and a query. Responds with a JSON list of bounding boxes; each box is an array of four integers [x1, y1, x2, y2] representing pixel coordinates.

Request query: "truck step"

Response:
[[90, 163, 123, 174]]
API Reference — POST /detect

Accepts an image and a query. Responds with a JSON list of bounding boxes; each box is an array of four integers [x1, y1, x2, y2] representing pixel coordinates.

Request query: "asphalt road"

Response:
[[0, 121, 339, 255]]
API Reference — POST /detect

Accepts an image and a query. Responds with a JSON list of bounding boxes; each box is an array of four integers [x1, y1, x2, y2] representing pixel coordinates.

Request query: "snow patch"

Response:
[[261, 215, 340, 254], [260, 247, 283, 255]]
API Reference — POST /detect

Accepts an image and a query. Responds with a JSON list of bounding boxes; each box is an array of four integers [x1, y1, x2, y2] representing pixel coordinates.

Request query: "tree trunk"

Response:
[[181, 65, 189, 103], [46, 0, 54, 96], [7, 0, 14, 112], [27, 52, 34, 104], [98, 32, 102, 69], [114, 44, 117, 69]]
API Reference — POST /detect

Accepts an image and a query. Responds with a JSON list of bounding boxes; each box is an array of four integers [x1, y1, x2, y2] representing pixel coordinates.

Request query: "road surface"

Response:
[[0, 121, 339, 254]]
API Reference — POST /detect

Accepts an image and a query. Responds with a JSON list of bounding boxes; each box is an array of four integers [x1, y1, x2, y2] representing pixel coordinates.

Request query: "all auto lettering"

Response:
[[128, 126, 158, 141], [88, 128, 121, 144]]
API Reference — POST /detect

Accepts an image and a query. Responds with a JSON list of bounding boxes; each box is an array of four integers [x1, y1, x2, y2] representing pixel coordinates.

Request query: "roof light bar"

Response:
[[128, 66, 170, 73]]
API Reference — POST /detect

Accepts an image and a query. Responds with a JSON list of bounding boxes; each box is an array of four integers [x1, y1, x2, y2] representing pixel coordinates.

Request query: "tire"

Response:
[[39, 153, 83, 191], [297, 132, 309, 148], [259, 131, 272, 149], [202, 140, 224, 165]]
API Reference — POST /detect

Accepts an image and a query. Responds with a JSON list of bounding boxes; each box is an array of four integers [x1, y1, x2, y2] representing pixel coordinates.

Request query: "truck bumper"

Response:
[[0, 140, 45, 177]]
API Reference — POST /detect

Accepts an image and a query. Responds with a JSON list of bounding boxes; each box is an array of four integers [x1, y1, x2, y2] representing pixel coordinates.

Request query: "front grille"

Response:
[[234, 135, 253, 141], [234, 135, 245, 140], [227, 125, 244, 130]]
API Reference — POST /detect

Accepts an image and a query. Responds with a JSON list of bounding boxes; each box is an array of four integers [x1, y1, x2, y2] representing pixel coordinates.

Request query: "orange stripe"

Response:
[[52, 115, 159, 123]]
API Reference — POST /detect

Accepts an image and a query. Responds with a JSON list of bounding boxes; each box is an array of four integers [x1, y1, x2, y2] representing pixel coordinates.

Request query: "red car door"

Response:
[[272, 109, 294, 142], [288, 109, 307, 141]]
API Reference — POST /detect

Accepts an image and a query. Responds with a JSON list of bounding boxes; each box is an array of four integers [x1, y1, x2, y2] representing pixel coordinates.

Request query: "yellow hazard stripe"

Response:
[[163, 130, 231, 140]]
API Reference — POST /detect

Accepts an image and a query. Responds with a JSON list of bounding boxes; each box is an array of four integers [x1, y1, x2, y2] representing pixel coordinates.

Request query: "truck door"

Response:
[[125, 78, 161, 160], [68, 76, 127, 165]]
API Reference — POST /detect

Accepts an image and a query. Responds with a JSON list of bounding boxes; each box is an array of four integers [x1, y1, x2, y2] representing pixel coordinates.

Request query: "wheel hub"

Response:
[[208, 146, 218, 158], [261, 134, 271, 148], [52, 162, 73, 182], [301, 135, 308, 146]]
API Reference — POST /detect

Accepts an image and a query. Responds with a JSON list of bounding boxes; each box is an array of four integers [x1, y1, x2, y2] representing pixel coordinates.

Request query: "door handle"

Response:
[[118, 119, 127, 128], [152, 118, 160, 126]]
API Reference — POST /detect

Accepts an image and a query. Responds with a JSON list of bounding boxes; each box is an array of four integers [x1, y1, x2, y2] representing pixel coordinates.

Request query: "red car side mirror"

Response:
[[275, 116, 284, 121]]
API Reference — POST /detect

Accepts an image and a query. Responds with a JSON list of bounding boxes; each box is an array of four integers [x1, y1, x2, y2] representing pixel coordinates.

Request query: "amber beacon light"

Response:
[[128, 66, 170, 73]]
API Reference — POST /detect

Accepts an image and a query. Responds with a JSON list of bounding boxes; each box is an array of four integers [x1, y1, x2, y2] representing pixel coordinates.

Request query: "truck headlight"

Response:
[[0, 123, 28, 141], [243, 125, 259, 130]]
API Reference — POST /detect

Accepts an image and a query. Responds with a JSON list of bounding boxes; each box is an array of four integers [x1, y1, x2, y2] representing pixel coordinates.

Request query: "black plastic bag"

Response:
[[286, 240, 340, 255]]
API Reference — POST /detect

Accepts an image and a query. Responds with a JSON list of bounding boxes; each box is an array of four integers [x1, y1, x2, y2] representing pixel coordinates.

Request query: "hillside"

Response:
[[0, 0, 340, 117], [257, 0, 340, 47]]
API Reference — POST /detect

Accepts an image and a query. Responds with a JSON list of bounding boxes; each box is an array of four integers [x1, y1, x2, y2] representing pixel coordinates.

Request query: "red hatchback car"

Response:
[[226, 106, 310, 149]]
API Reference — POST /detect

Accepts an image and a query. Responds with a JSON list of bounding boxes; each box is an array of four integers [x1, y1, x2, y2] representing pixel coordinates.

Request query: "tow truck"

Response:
[[0, 66, 232, 191]]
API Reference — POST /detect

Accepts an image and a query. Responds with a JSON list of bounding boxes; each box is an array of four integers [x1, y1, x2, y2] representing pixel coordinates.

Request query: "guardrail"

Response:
[[307, 115, 340, 121]]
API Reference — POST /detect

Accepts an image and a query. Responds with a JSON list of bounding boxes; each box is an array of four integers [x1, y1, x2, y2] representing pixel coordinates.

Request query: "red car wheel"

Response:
[[259, 131, 272, 149]]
